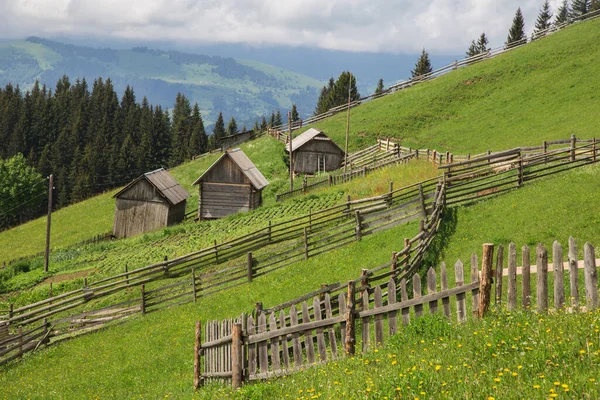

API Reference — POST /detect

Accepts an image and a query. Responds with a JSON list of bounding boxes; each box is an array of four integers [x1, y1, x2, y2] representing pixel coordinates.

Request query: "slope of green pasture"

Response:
[[434, 163, 600, 266], [300, 18, 600, 154], [0, 221, 419, 399]]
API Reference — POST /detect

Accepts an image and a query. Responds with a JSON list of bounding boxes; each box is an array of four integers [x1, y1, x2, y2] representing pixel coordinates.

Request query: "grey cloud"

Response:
[[0, 0, 565, 53]]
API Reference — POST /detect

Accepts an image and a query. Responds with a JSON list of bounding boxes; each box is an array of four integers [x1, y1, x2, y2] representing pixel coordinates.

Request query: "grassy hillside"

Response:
[[0, 37, 323, 125], [299, 19, 600, 153]]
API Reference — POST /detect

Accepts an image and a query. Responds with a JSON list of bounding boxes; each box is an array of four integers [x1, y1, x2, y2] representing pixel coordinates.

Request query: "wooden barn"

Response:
[[287, 128, 345, 174], [193, 149, 268, 220], [112, 168, 190, 239]]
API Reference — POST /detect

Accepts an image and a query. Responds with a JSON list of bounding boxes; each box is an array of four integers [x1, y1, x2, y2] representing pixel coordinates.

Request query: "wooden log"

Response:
[[418, 184, 427, 218], [568, 237, 579, 307], [584, 243, 598, 310], [312, 297, 327, 361], [194, 321, 202, 389], [290, 306, 302, 366], [191, 269, 197, 303], [231, 323, 243, 389], [302, 302, 315, 364], [323, 293, 337, 359], [374, 286, 384, 346], [478, 244, 494, 318], [388, 279, 398, 335], [400, 279, 410, 326], [247, 252, 253, 283], [344, 282, 356, 356], [258, 313, 268, 374], [553, 241, 565, 309], [427, 267, 438, 315], [413, 274, 422, 318], [469, 254, 480, 318], [355, 211, 362, 241], [361, 289, 370, 352], [455, 260, 466, 323], [495, 244, 504, 305], [440, 263, 451, 319], [303, 227, 309, 260], [507, 243, 517, 311], [522, 245, 531, 309], [140, 285, 146, 316], [537, 244, 549, 313], [571, 134, 576, 161]]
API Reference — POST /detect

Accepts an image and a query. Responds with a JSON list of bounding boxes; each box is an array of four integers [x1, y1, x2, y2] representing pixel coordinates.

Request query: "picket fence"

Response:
[[194, 238, 599, 389]]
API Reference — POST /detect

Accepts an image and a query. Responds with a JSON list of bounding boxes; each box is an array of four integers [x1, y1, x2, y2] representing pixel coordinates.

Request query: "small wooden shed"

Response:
[[193, 149, 268, 219], [287, 128, 345, 174], [112, 168, 190, 238]]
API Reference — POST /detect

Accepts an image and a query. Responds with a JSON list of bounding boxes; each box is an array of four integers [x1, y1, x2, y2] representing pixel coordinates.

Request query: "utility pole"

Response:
[[344, 72, 352, 174], [44, 174, 53, 273], [288, 111, 294, 192]]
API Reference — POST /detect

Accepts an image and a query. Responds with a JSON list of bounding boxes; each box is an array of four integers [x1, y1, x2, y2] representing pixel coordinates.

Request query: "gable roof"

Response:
[[288, 128, 344, 153], [113, 168, 190, 205], [193, 148, 269, 190]]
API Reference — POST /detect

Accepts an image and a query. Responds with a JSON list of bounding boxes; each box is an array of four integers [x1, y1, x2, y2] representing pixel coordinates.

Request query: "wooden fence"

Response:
[[268, 9, 600, 136], [194, 238, 599, 389]]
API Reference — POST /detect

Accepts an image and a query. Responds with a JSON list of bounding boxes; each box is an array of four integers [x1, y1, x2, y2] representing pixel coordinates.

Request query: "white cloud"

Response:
[[0, 0, 565, 53]]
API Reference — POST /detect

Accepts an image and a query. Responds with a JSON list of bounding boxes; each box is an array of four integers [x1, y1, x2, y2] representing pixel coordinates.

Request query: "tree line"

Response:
[[0, 75, 292, 230]]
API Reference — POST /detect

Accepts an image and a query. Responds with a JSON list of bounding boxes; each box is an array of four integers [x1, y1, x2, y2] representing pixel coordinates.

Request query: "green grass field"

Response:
[[297, 18, 600, 154]]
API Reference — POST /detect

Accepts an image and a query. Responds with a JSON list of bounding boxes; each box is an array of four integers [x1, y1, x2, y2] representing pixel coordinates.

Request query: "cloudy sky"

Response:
[[0, 0, 564, 53]]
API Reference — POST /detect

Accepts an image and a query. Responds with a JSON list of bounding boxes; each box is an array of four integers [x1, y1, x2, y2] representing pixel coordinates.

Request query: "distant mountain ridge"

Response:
[[0, 37, 323, 126]]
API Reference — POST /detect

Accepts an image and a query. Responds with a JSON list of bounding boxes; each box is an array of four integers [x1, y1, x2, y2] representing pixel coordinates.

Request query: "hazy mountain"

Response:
[[0, 37, 324, 126]]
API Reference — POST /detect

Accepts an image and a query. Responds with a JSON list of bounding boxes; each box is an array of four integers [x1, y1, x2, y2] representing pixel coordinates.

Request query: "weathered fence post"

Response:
[[231, 323, 243, 390], [478, 243, 494, 318], [390, 252, 398, 272], [593, 138, 597, 162], [140, 285, 146, 315], [418, 184, 427, 218], [553, 241, 565, 309], [247, 252, 254, 282], [522, 244, 531, 308], [584, 242, 598, 310], [536, 244, 549, 313], [355, 211, 362, 241], [344, 281, 356, 356], [268, 221, 272, 242], [570, 134, 576, 161], [193, 320, 202, 390], [507, 243, 517, 310], [568, 237, 579, 307], [18, 326, 23, 359], [213, 240, 219, 263], [495, 245, 504, 305], [517, 159, 524, 187]]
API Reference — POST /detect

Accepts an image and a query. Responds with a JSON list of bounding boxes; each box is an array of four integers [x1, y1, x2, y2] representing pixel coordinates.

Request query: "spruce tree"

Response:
[[466, 41, 479, 57], [171, 93, 192, 165], [274, 110, 283, 126], [476, 33, 489, 53], [374, 79, 384, 95], [260, 117, 268, 132], [571, 0, 591, 17], [506, 8, 527, 46], [411, 49, 433, 78], [269, 112, 276, 127], [227, 117, 238, 136], [212, 112, 226, 147], [555, 0, 570, 22], [291, 104, 300, 122], [188, 103, 207, 157], [534, 0, 553, 36]]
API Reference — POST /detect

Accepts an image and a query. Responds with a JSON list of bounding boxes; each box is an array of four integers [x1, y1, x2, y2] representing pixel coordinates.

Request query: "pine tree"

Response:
[[252, 120, 260, 133], [314, 77, 335, 115], [476, 33, 489, 53], [227, 117, 238, 136], [212, 112, 226, 149], [291, 104, 300, 122], [170, 93, 192, 165], [466, 40, 479, 58], [269, 112, 276, 127], [571, 0, 591, 17], [188, 103, 207, 157], [260, 117, 268, 132], [506, 8, 527, 46], [534, 1, 553, 36], [556, 0, 570, 22], [411, 49, 433, 78], [374, 79, 384, 95], [274, 110, 283, 126]]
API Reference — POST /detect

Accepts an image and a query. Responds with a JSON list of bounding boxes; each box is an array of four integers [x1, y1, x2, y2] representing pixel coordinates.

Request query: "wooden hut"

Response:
[[193, 148, 269, 219], [287, 128, 345, 174], [112, 168, 190, 238]]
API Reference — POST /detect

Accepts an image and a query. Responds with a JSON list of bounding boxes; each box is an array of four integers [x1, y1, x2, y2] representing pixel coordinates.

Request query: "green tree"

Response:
[[274, 110, 283, 126], [571, 0, 591, 17], [227, 116, 238, 136], [260, 117, 268, 132], [314, 77, 335, 115], [506, 8, 527, 46], [555, 0, 570, 23], [534, 1, 553, 38], [211, 112, 226, 149], [466, 33, 489, 57], [327, 71, 360, 107], [374, 79, 384, 95], [0, 154, 45, 229], [170, 93, 192, 165], [189, 104, 207, 157], [411, 49, 433, 78], [291, 104, 300, 122]]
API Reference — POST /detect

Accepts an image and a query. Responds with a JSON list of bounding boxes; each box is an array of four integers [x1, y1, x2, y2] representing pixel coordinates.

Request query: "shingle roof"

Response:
[[113, 168, 190, 205], [193, 149, 269, 190], [288, 128, 344, 153]]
